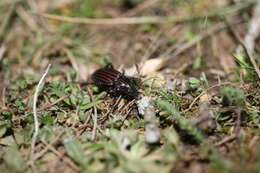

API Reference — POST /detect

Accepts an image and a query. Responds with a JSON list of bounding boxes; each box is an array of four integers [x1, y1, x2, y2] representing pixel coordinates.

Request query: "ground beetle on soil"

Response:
[[91, 63, 139, 100]]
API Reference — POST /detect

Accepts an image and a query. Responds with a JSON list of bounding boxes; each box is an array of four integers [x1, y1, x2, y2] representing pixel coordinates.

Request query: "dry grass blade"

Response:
[[39, 13, 172, 24], [86, 87, 99, 141], [91, 105, 98, 141], [164, 22, 227, 59], [183, 82, 231, 113], [226, 19, 260, 79], [29, 64, 51, 169], [16, 6, 40, 32], [0, 1, 17, 39], [154, 20, 243, 70], [37, 3, 253, 25], [215, 134, 237, 147]]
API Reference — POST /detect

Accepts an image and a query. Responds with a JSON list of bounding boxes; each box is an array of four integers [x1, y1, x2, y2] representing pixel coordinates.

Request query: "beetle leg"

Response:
[[122, 69, 126, 75]]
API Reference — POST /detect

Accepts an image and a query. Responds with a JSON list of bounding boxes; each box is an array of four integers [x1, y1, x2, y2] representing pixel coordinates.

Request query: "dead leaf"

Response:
[[140, 58, 166, 76]]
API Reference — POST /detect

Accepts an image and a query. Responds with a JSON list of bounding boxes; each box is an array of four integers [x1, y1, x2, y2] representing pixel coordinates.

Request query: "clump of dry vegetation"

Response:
[[0, 0, 259, 172]]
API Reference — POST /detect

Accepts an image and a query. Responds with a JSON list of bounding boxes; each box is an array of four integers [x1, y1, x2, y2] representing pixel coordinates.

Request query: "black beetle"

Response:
[[91, 63, 139, 100]]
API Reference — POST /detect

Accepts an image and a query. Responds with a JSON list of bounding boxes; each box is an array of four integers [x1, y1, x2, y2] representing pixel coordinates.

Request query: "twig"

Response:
[[215, 134, 237, 147], [247, 106, 260, 113], [38, 13, 177, 24], [37, 94, 70, 112], [100, 96, 122, 124], [119, 100, 136, 128], [183, 82, 231, 113], [29, 64, 51, 169], [118, 99, 135, 115], [37, 2, 254, 25]]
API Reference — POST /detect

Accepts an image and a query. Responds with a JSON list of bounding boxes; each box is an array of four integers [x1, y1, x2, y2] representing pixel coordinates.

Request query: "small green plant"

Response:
[[156, 99, 204, 141], [186, 77, 201, 91], [157, 89, 189, 110], [220, 87, 245, 106], [234, 54, 257, 81], [185, 77, 205, 96]]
